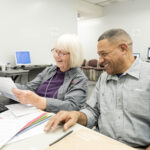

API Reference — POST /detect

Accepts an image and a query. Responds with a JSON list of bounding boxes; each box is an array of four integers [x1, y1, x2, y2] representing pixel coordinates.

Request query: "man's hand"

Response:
[[44, 111, 86, 132], [12, 88, 46, 110], [146, 146, 150, 150]]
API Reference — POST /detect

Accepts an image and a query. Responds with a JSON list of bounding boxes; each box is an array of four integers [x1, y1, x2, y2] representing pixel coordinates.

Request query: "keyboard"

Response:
[[0, 103, 8, 113]]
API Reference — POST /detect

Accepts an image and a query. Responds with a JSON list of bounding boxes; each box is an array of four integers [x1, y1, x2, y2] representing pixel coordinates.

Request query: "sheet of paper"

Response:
[[0, 111, 50, 147], [6, 103, 39, 117], [9, 121, 47, 143], [0, 77, 18, 101], [9, 117, 56, 144], [0, 119, 26, 148]]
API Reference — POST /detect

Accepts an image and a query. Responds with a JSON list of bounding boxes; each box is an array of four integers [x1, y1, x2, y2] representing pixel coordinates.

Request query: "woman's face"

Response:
[[52, 49, 70, 72]]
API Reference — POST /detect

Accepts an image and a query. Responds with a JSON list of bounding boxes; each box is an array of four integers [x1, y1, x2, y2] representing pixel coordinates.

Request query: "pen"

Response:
[[49, 130, 73, 146]]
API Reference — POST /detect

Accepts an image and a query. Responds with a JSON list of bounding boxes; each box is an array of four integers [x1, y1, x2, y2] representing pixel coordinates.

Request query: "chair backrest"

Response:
[[88, 59, 98, 67], [82, 59, 87, 66]]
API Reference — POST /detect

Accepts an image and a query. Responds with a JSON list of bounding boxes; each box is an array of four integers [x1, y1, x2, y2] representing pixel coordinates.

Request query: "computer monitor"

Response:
[[147, 48, 150, 60], [133, 53, 140, 59], [15, 51, 31, 65]]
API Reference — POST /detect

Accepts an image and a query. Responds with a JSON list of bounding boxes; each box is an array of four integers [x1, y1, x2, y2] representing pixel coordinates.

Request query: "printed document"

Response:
[[0, 77, 18, 101], [6, 103, 38, 117]]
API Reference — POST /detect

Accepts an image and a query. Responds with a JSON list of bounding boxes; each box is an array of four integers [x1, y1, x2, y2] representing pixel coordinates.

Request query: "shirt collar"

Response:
[[106, 57, 141, 81], [67, 67, 81, 78]]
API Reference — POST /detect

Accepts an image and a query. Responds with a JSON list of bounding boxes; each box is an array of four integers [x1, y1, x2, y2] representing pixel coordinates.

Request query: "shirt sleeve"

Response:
[[80, 77, 101, 128]]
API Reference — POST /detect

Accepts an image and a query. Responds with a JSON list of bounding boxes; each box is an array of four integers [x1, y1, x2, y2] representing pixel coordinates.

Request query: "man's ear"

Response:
[[120, 43, 128, 54], [120, 43, 128, 51]]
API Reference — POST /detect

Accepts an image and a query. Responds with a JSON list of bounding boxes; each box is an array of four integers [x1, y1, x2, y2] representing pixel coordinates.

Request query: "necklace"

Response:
[[44, 76, 58, 98]]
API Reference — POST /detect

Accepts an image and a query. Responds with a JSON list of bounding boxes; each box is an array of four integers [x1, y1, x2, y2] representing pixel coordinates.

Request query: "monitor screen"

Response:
[[15, 51, 31, 65], [133, 53, 140, 58], [148, 48, 150, 59]]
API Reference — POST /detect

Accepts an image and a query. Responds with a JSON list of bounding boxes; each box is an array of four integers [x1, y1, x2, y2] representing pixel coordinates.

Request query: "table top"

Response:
[[0, 69, 29, 75]]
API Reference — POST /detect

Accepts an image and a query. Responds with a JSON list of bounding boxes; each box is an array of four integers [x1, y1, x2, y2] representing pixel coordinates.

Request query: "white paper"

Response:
[[9, 121, 47, 143], [0, 77, 18, 101], [0, 119, 25, 148], [6, 103, 39, 117], [0, 111, 47, 148]]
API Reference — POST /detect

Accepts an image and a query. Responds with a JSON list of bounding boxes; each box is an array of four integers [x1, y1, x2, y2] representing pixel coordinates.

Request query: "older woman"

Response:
[[12, 34, 88, 113]]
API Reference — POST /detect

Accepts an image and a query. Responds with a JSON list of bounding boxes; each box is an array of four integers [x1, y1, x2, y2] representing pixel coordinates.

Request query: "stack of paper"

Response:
[[0, 112, 54, 148], [17, 112, 53, 135], [0, 119, 26, 148]]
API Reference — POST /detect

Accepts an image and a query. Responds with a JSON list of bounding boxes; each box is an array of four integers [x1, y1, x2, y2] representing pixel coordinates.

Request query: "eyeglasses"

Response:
[[51, 48, 70, 57]]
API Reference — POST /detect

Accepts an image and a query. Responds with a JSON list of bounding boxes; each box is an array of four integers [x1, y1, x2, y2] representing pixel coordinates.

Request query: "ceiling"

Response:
[[81, 0, 127, 7], [75, 0, 129, 19]]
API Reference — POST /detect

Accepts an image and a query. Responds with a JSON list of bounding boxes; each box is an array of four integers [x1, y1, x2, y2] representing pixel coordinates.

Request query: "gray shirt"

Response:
[[81, 58, 150, 148], [16, 65, 88, 113]]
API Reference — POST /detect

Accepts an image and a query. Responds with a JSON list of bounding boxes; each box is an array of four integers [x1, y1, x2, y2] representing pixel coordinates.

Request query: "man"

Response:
[[44, 29, 150, 150]]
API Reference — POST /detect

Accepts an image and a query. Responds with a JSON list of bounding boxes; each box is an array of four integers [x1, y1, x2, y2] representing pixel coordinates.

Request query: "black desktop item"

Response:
[[0, 103, 8, 113], [133, 53, 140, 59], [147, 48, 150, 60]]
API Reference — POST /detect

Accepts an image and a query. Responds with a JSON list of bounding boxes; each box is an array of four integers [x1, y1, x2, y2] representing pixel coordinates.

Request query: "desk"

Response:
[[1, 123, 138, 150], [0, 69, 29, 84], [0, 65, 51, 84], [25, 65, 51, 81], [0, 101, 140, 150], [0, 100, 138, 150]]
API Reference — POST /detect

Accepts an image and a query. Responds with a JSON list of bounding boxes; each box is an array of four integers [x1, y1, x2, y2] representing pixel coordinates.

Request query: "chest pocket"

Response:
[[99, 82, 116, 114], [124, 89, 150, 116]]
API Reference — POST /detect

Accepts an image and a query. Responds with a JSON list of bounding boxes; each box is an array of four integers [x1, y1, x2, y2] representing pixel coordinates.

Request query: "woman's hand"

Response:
[[12, 88, 46, 110]]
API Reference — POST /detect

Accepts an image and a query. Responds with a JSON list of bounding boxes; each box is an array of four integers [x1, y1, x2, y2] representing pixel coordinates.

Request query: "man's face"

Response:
[[97, 39, 124, 75]]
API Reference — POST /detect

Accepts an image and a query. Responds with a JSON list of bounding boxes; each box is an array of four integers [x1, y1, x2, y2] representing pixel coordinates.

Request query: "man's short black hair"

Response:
[[98, 28, 132, 43]]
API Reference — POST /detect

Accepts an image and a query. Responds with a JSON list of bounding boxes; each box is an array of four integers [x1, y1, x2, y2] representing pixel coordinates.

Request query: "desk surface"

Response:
[[0, 69, 29, 75], [1, 123, 138, 150], [0, 69, 29, 84]]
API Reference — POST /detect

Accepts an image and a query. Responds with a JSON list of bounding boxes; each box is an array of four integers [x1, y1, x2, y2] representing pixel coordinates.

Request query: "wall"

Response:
[[78, 0, 150, 61], [0, 0, 77, 66], [78, 18, 103, 60]]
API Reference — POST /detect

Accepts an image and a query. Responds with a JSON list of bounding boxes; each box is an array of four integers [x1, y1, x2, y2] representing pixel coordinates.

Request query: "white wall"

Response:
[[78, 18, 103, 60], [78, 0, 150, 61], [0, 0, 77, 66]]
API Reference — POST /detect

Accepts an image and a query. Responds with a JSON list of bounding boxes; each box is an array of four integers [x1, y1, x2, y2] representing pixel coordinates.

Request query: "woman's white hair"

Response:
[[54, 34, 84, 68]]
